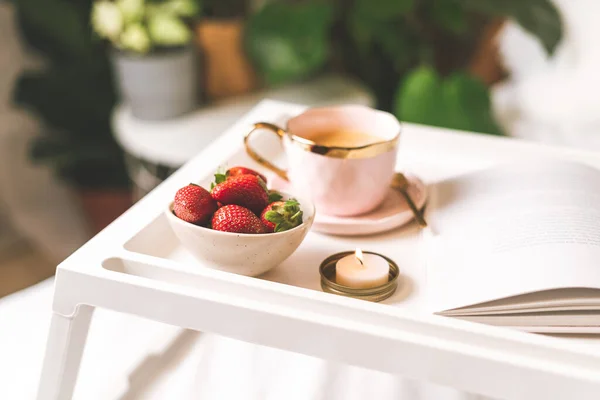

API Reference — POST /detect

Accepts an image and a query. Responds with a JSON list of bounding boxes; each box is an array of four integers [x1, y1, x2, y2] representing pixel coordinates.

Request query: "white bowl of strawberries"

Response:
[[166, 166, 315, 276]]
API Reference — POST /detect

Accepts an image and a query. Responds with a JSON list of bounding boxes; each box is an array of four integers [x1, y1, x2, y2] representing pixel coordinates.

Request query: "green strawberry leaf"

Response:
[[265, 199, 303, 232], [274, 223, 291, 233], [265, 211, 284, 223], [291, 210, 303, 221], [215, 173, 226, 184], [210, 168, 227, 190], [283, 201, 300, 213], [268, 190, 283, 202]]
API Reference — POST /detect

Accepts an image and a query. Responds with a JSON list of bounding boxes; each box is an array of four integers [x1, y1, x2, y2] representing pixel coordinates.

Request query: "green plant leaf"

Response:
[[117, 0, 145, 24], [354, 0, 414, 20], [14, 0, 129, 189], [202, 0, 246, 18], [349, 0, 414, 52], [245, 1, 334, 85], [455, 0, 562, 54], [395, 66, 502, 135], [430, 0, 467, 34], [120, 23, 151, 53], [30, 135, 129, 189], [394, 66, 443, 128], [161, 0, 200, 17], [15, 0, 95, 60], [147, 14, 192, 46], [14, 63, 116, 134], [92, 1, 124, 42], [441, 73, 502, 135]]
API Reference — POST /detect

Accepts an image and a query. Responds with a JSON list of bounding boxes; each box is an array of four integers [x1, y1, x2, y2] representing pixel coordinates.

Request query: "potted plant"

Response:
[[12, 0, 133, 233], [245, 0, 563, 136], [92, 0, 200, 120], [195, 0, 258, 100]]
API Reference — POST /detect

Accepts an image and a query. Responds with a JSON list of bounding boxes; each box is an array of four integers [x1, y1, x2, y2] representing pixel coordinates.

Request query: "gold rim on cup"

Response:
[[319, 251, 400, 302], [243, 105, 401, 181]]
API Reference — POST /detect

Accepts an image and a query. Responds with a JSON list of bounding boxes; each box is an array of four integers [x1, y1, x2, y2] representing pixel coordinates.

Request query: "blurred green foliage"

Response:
[[396, 66, 501, 134], [13, 0, 128, 188], [245, 2, 334, 85], [202, 0, 246, 18], [11, 0, 562, 189], [92, 0, 200, 53], [455, 0, 562, 54], [246, 0, 563, 135]]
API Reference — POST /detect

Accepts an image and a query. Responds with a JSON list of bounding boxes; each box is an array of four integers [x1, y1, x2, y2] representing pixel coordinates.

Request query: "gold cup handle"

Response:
[[244, 122, 289, 181]]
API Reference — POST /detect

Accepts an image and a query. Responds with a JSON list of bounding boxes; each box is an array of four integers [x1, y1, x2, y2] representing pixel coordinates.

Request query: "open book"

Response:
[[427, 159, 600, 333]]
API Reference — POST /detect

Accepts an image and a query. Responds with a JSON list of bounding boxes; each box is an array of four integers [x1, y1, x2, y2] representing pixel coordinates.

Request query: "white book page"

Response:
[[442, 288, 600, 316], [427, 160, 600, 313]]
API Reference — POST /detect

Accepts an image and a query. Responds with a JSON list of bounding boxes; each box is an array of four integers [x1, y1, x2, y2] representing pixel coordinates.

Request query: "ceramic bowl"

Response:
[[165, 193, 315, 276]]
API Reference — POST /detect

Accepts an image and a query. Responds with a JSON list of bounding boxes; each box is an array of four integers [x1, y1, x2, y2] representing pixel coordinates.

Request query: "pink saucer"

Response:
[[269, 174, 427, 236]]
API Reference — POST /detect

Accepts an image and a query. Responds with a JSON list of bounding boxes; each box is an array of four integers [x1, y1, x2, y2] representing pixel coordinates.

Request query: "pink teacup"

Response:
[[244, 105, 401, 217]]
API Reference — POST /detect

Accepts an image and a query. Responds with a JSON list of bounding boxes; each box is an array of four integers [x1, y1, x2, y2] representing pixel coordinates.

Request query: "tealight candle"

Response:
[[335, 248, 389, 289]]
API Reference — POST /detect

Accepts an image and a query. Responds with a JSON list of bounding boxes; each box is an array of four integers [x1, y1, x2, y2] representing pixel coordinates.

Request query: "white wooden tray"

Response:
[[41, 100, 600, 400]]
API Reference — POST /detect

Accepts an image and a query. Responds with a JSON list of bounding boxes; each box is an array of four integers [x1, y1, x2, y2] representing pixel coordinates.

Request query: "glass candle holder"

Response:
[[319, 251, 399, 302]]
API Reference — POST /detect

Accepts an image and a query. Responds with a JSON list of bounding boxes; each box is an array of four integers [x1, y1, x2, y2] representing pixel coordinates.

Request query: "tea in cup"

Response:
[[244, 105, 401, 217]]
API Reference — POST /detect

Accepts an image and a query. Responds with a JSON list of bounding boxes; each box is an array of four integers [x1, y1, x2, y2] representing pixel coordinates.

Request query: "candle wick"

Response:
[[356, 257, 364, 266]]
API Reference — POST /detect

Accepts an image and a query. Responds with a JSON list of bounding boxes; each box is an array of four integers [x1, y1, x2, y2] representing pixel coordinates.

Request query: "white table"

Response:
[[1, 279, 520, 400], [21, 101, 600, 399], [0, 278, 204, 399], [0, 279, 492, 400]]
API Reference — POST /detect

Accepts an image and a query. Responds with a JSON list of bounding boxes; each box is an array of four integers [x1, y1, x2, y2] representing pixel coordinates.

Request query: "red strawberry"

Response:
[[212, 205, 266, 234], [260, 199, 303, 233], [211, 174, 269, 214], [174, 184, 217, 224], [227, 166, 267, 183], [260, 202, 282, 233]]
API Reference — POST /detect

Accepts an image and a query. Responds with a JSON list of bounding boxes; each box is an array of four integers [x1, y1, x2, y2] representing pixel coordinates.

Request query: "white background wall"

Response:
[[493, 0, 600, 150]]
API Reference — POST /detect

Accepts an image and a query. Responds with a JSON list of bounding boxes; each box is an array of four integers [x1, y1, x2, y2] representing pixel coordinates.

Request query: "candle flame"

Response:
[[355, 248, 364, 265]]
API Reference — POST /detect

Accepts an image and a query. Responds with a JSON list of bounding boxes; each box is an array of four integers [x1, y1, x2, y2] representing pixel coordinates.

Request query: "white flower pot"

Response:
[[111, 46, 199, 120]]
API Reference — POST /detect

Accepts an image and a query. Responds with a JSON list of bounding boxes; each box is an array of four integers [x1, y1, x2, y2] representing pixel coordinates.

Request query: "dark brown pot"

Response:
[[77, 190, 133, 234], [196, 19, 258, 100]]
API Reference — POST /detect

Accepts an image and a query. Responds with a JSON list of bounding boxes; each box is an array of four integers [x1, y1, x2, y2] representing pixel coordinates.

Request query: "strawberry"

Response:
[[173, 184, 217, 224], [260, 199, 303, 233], [212, 205, 266, 234], [211, 166, 267, 190], [227, 166, 267, 183], [211, 174, 269, 214]]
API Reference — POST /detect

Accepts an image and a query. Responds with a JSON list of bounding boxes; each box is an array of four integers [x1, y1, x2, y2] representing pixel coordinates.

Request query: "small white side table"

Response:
[[112, 75, 373, 198]]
